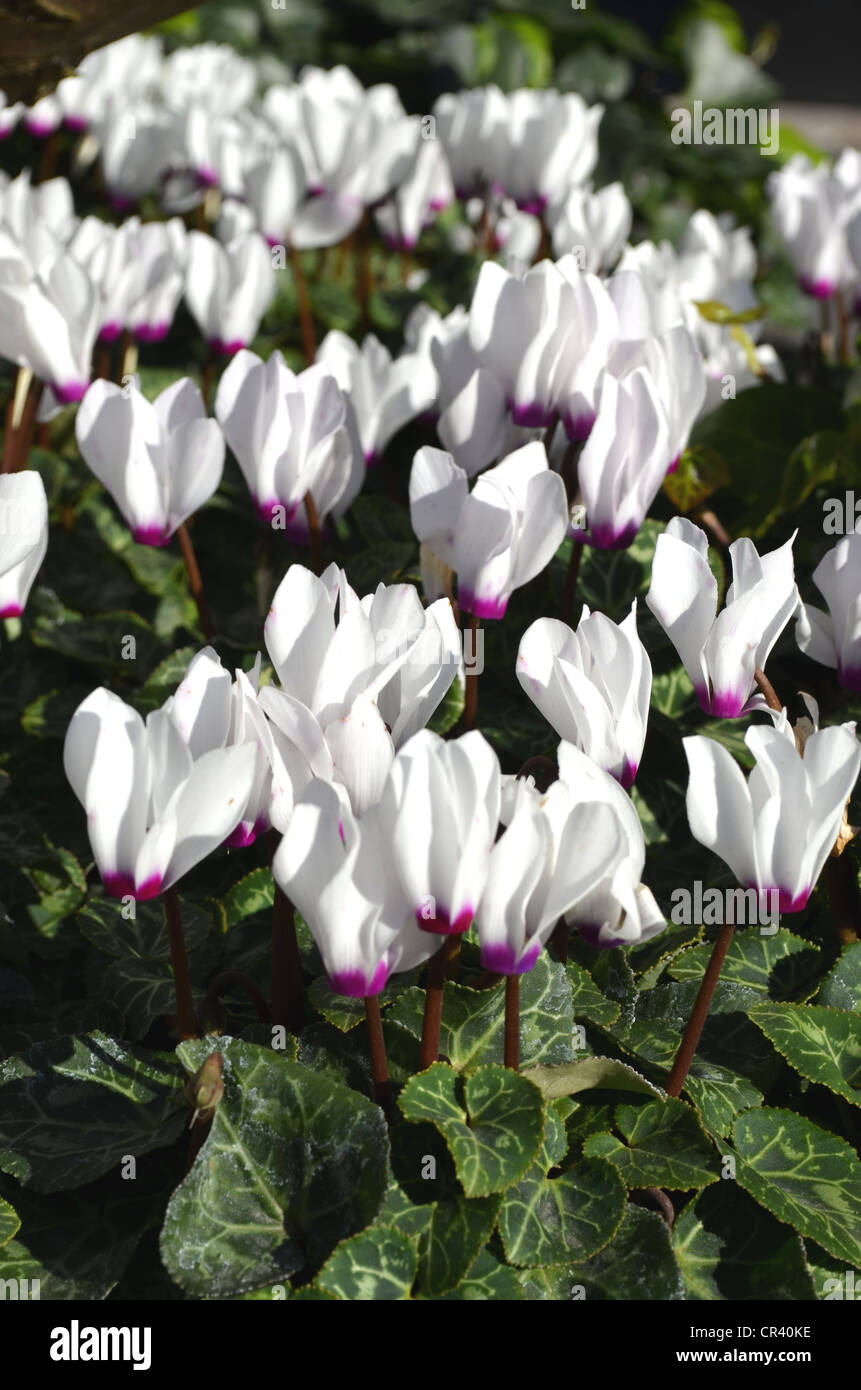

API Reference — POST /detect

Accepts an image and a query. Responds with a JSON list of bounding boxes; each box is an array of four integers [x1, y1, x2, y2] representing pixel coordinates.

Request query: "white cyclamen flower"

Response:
[[63, 688, 256, 900], [215, 348, 360, 536], [647, 517, 798, 718], [571, 367, 670, 550], [317, 330, 436, 467], [378, 729, 501, 936], [476, 776, 627, 973], [259, 564, 460, 817], [410, 441, 568, 618], [517, 600, 651, 787], [274, 778, 437, 997], [76, 376, 224, 546], [0, 471, 48, 617], [684, 718, 861, 913], [555, 742, 665, 949], [184, 230, 275, 355], [796, 530, 861, 694]]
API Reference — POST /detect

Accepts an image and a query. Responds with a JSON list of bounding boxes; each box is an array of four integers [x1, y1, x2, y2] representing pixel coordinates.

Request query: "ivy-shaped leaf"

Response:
[[0, 1032, 185, 1192], [498, 1156, 626, 1268], [0, 1175, 162, 1301], [0, 1195, 19, 1247], [387, 952, 575, 1071], [516, 1204, 683, 1300], [308, 967, 422, 1034], [433, 1248, 524, 1301], [161, 1038, 389, 1297], [817, 942, 861, 1010], [583, 1098, 720, 1190], [416, 1193, 501, 1296], [570, 1204, 685, 1300], [397, 1063, 544, 1197], [222, 868, 275, 928], [565, 960, 620, 1027], [669, 927, 821, 1001], [732, 1107, 861, 1266], [315, 1226, 417, 1301], [78, 894, 211, 960], [803, 1239, 859, 1301], [749, 1003, 861, 1106], [673, 1184, 816, 1301]]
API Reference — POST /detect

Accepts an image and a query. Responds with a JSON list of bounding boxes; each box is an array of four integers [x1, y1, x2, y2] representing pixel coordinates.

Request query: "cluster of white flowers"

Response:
[[0, 38, 858, 1008]]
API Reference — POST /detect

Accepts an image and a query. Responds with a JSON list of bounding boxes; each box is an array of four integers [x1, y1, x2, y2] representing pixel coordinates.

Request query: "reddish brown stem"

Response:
[[365, 996, 391, 1119], [419, 944, 447, 1069], [304, 490, 323, 575], [8, 378, 44, 473], [820, 298, 833, 359], [631, 1186, 675, 1228], [37, 132, 60, 185], [335, 233, 353, 282], [165, 887, 197, 1041], [176, 521, 214, 639], [754, 666, 782, 713], [692, 507, 732, 548], [1, 398, 14, 474], [504, 974, 520, 1070], [665, 923, 735, 1097], [96, 342, 112, 381]]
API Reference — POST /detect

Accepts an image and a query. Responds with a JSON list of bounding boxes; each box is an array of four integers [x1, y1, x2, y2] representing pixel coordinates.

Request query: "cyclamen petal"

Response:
[[76, 376, 224, 544], [517, 600, 651, 786], [648, 518, 798, 718], [379, 729, 501, 935], [409, 441, 567, 617], [795, 532, 861, 693], [0, 471, 49, 617], [684, 722, 861, 911], [215, 349, 357, 535], [63, 686, 256, 898]]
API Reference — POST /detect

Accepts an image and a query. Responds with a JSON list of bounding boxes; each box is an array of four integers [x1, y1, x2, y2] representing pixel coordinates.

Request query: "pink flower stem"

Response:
[[754, 666, 782, 713], [176, 520, 214, 640], [9, 378, 44, 473], [666, 922, 735, 1098]]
